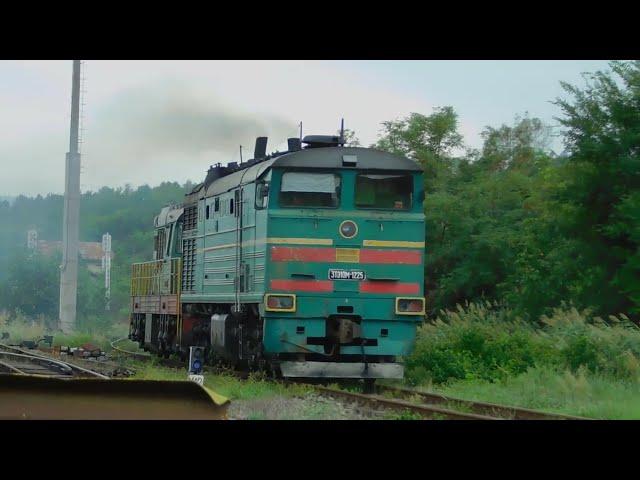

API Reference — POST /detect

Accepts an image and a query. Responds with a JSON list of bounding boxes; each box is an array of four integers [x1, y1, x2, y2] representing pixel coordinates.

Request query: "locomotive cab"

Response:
[[260, 146, 425, 379]]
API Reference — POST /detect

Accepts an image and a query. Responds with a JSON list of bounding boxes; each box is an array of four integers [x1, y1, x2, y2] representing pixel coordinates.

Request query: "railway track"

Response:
[[109, 337, 188, 369], [108, 340, 588, 420], [110, 337, 153, 361], [0, 342, 109, 379], [374, 385, 587, 420], [312, 385, 499, 420], [302, 383, 589, 420]]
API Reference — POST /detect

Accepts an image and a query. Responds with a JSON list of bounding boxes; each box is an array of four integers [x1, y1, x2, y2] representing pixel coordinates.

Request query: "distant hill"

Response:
[[0, 196, 15, 205]]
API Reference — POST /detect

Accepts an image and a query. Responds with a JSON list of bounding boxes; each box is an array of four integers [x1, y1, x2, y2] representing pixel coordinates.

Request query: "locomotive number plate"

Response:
[[328, 269, 366, 280]]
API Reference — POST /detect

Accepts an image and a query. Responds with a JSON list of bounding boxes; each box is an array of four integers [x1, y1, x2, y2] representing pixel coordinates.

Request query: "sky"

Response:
[[0, 60, 611, 197]]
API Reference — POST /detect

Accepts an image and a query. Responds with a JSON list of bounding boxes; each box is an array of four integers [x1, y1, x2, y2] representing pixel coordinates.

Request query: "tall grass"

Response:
[[438, 366, 640, 419], [406, 302, 640, 385], [404, 302, 640, 418], [0, 310, 128, 350]]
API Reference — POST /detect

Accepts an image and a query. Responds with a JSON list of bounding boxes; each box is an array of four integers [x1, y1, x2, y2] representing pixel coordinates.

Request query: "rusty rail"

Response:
[[313, 385, 499, 420], [109, 337, 152, 361], [0, 342, 109, 379], [109, 337, 188, 370], [375, 385, 588, 420]]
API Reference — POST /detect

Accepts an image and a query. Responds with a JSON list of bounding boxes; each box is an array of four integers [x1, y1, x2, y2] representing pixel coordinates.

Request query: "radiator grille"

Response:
[[183, 205, 198, 231], [182, 238, 197, 292]]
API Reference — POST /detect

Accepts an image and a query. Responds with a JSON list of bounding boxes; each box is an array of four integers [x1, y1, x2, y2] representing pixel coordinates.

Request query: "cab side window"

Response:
[[256, 181, 269, 209]]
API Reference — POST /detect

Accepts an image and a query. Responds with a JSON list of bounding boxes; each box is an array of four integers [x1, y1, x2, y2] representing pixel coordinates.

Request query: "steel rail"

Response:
[[110, 337, 152, 360], [0, 342, 109, 379], [312, 385, 499, 420], [0, 359, 27, 375], [109, 338, 186, 369], [375, 385, 588, 420], [0, 351, 74, 375]]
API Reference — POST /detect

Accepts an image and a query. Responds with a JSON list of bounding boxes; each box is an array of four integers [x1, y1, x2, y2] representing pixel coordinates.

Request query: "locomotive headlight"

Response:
[[339, 220, 358, 239], [395, 297, 425, 315], [265, 294, 296, 312]]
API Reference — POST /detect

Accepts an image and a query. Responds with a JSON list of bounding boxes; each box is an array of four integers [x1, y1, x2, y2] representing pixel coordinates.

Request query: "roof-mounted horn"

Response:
[[302, 135, 341, 148]]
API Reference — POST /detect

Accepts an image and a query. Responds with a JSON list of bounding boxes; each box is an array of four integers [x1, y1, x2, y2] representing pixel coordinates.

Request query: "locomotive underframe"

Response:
[[129, 299, 403, 377]]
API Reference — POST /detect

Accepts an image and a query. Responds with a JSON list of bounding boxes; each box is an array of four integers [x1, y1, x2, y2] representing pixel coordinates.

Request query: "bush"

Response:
[[405, 302, 640, 385]]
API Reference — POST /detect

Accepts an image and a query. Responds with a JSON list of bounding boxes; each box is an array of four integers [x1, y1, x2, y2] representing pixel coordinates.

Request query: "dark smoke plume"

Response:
[[91, 80, 295, 158]]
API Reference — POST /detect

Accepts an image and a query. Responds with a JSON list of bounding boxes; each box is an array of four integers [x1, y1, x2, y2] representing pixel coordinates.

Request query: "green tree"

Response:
[[550, 61, 640, 316], [374, 107, 463, 190], [422, 115, 554, 315], [499, 61, 640, 320], [337, 128, 361, 147], [0, 249, 60, 319], [479, 114, 553, 171]]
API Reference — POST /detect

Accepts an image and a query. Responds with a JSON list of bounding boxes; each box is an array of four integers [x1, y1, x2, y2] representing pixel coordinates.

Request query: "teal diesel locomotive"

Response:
[[129, 132, 425, 383]]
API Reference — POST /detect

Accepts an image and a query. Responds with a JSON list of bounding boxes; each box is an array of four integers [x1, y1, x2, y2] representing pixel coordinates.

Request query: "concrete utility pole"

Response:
[[102, 233, 112, 311], [59, 60, 82, 333]]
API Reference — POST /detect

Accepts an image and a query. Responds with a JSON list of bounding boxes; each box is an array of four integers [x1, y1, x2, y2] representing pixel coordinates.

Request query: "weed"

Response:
[[406, 302, 640, 385], [127, 361, 312, 401], [383, 409, 424, 420]]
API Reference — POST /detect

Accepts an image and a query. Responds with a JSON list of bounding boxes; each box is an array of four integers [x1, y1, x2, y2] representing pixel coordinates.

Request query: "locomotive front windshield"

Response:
[[355, 173, 413, 210], [279, 172, 341, 207]]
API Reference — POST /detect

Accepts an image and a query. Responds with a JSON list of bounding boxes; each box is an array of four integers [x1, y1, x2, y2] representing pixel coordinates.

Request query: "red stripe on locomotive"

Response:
[[270, 246, 422, 264], [270, 279, 334, 292], [359, 282, 420, 294], [359, 249, 422, 264]]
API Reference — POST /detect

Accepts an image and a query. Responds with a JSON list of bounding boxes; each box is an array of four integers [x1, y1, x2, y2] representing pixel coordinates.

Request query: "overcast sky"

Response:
[[0, 60, 611, 196]]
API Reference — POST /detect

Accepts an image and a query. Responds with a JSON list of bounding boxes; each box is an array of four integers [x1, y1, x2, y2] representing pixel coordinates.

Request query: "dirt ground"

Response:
[[228, 392, 386, 420]]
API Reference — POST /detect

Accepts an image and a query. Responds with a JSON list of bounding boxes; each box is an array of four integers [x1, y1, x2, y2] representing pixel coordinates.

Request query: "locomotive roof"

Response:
[[205, 158, 276, 197], [204, 146, 421, 197], [154, 204, 184, 228], [271, 146, 422, 172]]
